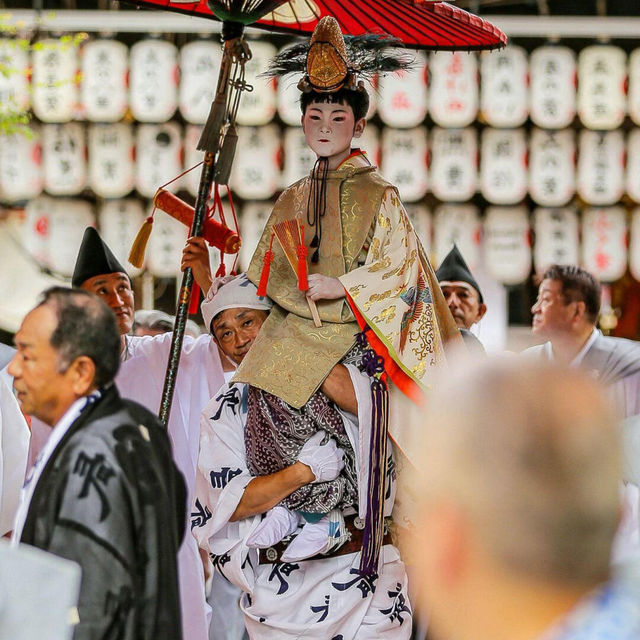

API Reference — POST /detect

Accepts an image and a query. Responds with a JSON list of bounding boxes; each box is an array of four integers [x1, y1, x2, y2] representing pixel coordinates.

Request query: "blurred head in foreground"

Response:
[[408, 358, 621, 640]]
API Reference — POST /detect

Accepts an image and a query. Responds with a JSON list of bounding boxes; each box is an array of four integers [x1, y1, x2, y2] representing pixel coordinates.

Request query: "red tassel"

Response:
[[215, 253, 226, 278], [297, 222, 309, 291], [188, 282, 201, 315], [257, 233, 275, 298]]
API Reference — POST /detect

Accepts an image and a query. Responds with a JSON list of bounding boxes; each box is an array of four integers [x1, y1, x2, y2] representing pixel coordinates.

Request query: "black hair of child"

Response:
[[300, 87, 370, 122]]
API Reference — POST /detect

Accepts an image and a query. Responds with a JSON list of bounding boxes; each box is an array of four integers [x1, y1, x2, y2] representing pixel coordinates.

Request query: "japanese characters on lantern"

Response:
[[532, 207, 580, 274], [88, 123, 135, 199], [0, 127, 43, 203], [581, 207, 628, 282], [430, 127, 477, 202], [230, 125, 280, 200], [433, 203, 482, 270], [41, 123, 86, 196], [381, 127, 428, 202], [577, 130, 625, 206], [528, 128, 575, 207], [480, 127, 528, 205], [179, 40, 222, 125]]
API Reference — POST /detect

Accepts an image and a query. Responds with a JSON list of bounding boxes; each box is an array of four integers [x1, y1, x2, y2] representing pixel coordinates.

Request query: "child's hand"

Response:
[[307, 273, 345, 301]]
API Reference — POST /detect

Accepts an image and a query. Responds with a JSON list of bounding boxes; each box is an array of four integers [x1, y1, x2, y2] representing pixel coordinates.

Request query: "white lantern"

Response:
[[230, 125, 280, 200], [281, 127, 316, 188], [179, 40, 222, 125], [404, 204, 431, 256], [629, 207, 640, 281], [581, 207, 627, 282], [529, 46, 576, 129], [528, 128, 575, 207], [147, 208, 188, 277], [433, 203, 481, 270], [380, 127, 428, 203], [480, 127, 528, 205], [80, 39, 128, 123], [0, 127, 43, 203], [99, 199, 145, 277], [484, 206, 531, 285], [377, 51, 427, 128], [23, 196, 54, 264], [277, 75, 303, 127], [428, 51, 478, 128], [626, 128, 640, 203], [430, 127, 477, 202], [47, 199, 95, 277], [183, 124, 205, 197], [238, 202, 273, 271], [236, 41, 277, 126], [532, 207, 580, 274], [577, 130, 625, 206], [88, 123, 135, 198], [480, 46, 528, 128], [32, 39, 79, 123], [358, 124, 379, 166], [130, 39, 178, 123], [629, 49, 640, 126], [42, 123, 86, 196], [0, 39, 30, 118], [577, 45, 626, 130], [135, 122, 183, 198]]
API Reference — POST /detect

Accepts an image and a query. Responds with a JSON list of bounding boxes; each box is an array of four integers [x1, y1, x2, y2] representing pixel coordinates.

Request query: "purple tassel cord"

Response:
[[359, 368, 389, 576]]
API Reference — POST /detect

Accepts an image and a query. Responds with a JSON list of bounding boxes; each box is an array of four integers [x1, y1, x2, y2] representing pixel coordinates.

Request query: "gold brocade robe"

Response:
[[234, 154, 459, 410]]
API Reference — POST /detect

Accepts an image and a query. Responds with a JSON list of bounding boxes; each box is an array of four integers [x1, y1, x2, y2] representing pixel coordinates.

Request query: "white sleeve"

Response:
[[191, 384, 260, 593]]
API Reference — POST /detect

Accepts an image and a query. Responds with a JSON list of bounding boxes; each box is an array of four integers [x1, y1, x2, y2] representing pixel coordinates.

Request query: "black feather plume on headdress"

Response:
[[262, 34, 415, 83]]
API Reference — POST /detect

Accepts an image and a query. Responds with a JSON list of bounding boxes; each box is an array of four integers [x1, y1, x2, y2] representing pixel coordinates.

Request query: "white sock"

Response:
[[246, 506, 300, 549]]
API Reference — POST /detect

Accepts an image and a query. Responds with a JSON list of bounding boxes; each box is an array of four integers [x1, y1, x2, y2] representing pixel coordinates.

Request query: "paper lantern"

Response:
[[80, 39, 128, 123], [281, 127, 316, 188], [88, 123, 135, 198], [41, 123, 86, 196], [380, 127, 428, 202], [236, 41, 277, 126], [146, 207, 188, 277], [529, 128, 575, 207], [404, 203, 431, 257], [629, 49, 640, 126], [577, 45, 626, 130], [277, 75, 303, 127], [581, 207, 627, 282], [532, 207, 580, 274], [179, 40, 222, 125], [358, 124, 379, 166], [484, 206, 531, 285], [428, 51, 478, 128], [0, 39, 29, 117], [430, 127, 477, 202], [23, 196, 54, 264], [480, 127, 528, 205], [0, 127, 43, 203], [238, 202, 272, 271], [183, 124, 205, 197], [480, 46, 528, 128], [32, 39, 79, 123], [99, 199, 145, 278], [377, 51, 428, 128], [230, 125, 280, 200], [626, 128, 640, 203], [135, 122, 183, 198], [433, 203, 481, 270], [529, 45, 576, 129], [629, 207, 640, 281], [130, 39, 178, 123], [577, 130, 625, 206], [47, 199, 95, 277]]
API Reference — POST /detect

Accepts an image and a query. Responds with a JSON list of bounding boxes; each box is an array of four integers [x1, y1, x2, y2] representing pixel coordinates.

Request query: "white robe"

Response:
[[192, 366, 412, 640], [28, 332, 225, 640]]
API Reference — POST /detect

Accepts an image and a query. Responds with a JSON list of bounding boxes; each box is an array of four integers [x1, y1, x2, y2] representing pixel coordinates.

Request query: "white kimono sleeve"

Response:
[[191, 383, 261, 594]]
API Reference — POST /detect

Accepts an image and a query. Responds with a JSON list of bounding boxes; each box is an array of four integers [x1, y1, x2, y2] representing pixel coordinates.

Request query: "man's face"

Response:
[[82, 272, 134, 335], [8, 305, 78, 426], [531, 278, 575, 339], [440, 281, 486, 330], [211, 308, 268, 365], [301, 101, 363, 161]]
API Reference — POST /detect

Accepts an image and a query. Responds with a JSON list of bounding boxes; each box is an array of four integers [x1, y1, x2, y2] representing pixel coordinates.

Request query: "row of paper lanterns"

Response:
[[19, 194, 639, 286], [4, 121, 640, 206], [2, 37, 640, 130]]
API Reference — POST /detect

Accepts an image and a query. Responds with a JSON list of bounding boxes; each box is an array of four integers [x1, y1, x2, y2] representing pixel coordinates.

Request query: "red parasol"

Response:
[[124, 0, 506, 51]]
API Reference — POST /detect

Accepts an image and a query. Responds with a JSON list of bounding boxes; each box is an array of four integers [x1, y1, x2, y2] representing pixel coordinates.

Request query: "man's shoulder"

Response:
[[521, 343, 549, 358]]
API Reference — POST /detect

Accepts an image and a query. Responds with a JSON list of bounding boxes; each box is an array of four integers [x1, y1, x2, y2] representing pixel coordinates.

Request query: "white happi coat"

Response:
[[121, 332, 225, 640], [192, 365, 412, 640]]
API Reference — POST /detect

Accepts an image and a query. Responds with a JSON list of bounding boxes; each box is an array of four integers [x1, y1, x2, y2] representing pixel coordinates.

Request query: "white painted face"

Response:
[[301, 100, 365, 168]]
